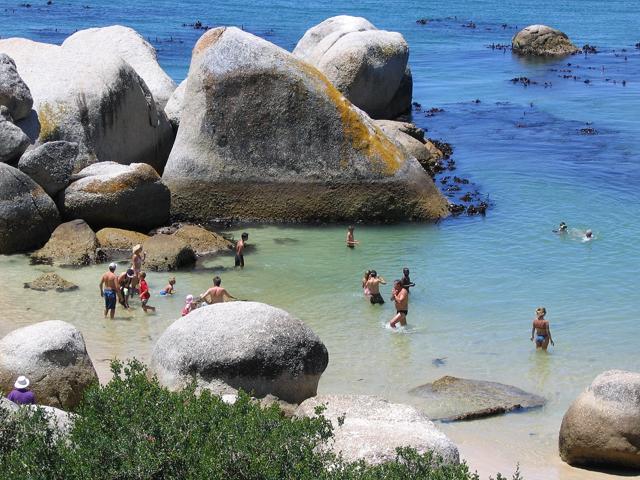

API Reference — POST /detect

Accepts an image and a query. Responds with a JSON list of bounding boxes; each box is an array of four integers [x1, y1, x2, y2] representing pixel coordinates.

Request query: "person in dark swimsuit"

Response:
[[117, 268, 135, 309], [401, 267, 415, 292], [235, 232, 248, 268], [390, 280, 409, 328], [366, 270, 386, 305], [530, 307, 554, 350]]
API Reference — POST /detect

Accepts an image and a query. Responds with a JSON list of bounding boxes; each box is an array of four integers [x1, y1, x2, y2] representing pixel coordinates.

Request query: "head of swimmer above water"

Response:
[[559, 222, 567, 231], [241, 232, 248, 241], [213, 276, 222, 286], [536, 307, 546, 319]]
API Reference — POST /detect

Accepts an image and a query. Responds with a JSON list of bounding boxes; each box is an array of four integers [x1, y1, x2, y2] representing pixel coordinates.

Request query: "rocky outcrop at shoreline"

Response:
[[31, 219, 99, 266], [163, 27, 448, 223], [294, 16, 412, 119], [512, 25, 580, 56], [17, 141, 78, 197], [0, 53, 32, 121], [24, 272, 79, 292], [559, 370, 640, 470], [151, 302, 329, 403]]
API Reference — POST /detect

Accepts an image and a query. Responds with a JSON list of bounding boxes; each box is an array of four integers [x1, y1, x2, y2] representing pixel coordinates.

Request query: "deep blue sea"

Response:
[[1, 1, 639, 478]]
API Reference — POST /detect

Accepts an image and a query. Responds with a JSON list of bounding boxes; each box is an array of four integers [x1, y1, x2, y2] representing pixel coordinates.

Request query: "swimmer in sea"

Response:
[[530, 306, 554, 351], [160, 277, 176, 295], [553, 222, 568, 234], [201, 276, 237, 304], [235, 233, 248, 268], [346, 225, 359, 248], [366, 270, 386, 305], [401, 267, 415, 292], [583, 229, 593, 242], [389, 280, 409, 328]]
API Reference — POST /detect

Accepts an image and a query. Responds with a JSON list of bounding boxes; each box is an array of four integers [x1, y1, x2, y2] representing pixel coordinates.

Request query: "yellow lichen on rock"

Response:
[[82, 164, 160, 194], [38, 102, 68, 142]]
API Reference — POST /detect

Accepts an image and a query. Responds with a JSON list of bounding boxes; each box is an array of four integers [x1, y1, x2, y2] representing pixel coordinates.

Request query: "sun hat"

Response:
[[133, 244, 142, 253], [14, 375, 30, 389], [126, 268, 135, 278]]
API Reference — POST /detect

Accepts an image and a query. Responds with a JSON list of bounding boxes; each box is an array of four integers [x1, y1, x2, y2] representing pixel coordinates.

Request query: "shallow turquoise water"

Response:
[[1, 1, 639, 478]]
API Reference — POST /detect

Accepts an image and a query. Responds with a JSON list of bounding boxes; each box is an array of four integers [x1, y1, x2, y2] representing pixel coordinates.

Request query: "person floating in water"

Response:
[[362, 270, 371, 297], [583, 229, 593, 242], [138, 272, 156, 313], [553, 222, 568, 233], [346, 225, 359, 248], [531, 307, 554, 351], [366, 270, 386, 305], [401, 267, 415, 292], [235, 232, 248, 268], [389, 280, 409, 328], [201, 276, 237, 304], [160, 277, 176, 295], [100, 262, 122, 319]]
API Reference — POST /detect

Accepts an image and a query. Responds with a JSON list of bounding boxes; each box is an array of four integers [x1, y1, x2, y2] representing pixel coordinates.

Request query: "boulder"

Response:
[[164, 78, 185, 128], [17, 141, 78, 197], [375, 120, 443, 175], [296, 394, 459, 465], [512, 25, 580, 56], [293, 16, 412, 119], [163, 27, 447, 223], [62, 26, 177, 109], [0, 320, 98, 410], [0, 53, 33, 121], [0, 398, 75, 438], [0, 114, 30, 164], [96, 227, 150, 251], [151, 302, 328, 403], [559, 370, 640, 470], [0, 37, 174, 173], [0, 163, 60, 254], [144, 234, 196, 271], [31, 219, 98, 266], [24, 272, 79, 292], [60, 162, 170, 231], [172, 224, 233, 255], [409, 376, 546, 421]]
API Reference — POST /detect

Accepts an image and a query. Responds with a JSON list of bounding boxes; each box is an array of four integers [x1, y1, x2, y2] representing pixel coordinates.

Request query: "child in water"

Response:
[[401, 268, 415, 292], [181, 294, 196, 316], [138, 272, 156, 313], [530, 307, 554, 351], [160, 277, 176, 295]]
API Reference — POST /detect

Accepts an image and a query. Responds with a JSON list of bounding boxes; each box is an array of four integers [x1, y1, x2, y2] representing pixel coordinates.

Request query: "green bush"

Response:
[[0, 360, 521, 479]]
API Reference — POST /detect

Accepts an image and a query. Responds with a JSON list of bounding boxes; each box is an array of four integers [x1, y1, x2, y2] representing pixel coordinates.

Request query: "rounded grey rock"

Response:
[[0, 53, 33, 121], [18, 141, 78, 197], [512, 24, 580, 56], [31, 219, 98, 266], [0, 116, 30, 164]]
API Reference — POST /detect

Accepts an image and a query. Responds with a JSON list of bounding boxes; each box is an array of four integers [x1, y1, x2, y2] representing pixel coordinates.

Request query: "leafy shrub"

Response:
[[0, 360, 522, 479]]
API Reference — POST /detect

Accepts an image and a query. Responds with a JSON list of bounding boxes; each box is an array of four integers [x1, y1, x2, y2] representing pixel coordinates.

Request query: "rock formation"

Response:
[[0, 106, 30, 164], [0, 163, 60, 254], [172, 224, 233, 255], [151, 302, 328, 403], [31, 219, 98, 266], [296, 394, 460, 465], [96, 227, 150, 251], [0, 320, 98, 410], [163, 27, 447, 223], [293, 16, 412, 119], [0, 53, 33, 121], [60, 162, 170, 231], [512, 25, 580, 56], [143, 234, 196, 271], [18, 141, 78, 197], [24, 272, 79, 292], [559, 370, 640, 469]]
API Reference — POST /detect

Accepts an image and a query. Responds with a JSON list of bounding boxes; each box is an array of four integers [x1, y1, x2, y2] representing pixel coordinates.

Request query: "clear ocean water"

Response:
[[1, 1, 639, 478]]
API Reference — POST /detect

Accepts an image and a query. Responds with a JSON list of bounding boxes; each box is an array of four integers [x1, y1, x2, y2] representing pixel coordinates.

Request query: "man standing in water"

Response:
[[100, 262, 122, 319], [389, 280, 409, 328], [366, 270, 386, 305], [235, 232, 249, 268], [346, 225, 359, 248], [531, 307, 554, 350], [201, 276, 237, 304]]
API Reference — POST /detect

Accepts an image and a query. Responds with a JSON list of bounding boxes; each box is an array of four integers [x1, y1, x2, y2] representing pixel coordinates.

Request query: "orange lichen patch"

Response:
[[295, 59, 403, 176], [193, 27, 226, 56], [38, 102, 68, 142], [81, 165, 160, 194]]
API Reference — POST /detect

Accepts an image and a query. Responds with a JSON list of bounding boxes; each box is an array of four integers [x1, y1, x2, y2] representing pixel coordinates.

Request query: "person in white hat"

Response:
[[7, 375, 35, 405]]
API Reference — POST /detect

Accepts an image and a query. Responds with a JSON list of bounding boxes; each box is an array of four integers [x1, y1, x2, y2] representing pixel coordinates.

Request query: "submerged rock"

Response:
[[172, 224, 233, 255], [0, 320, 98, 410], [512, 25, 580, 56], [0, 163, 60, 254], [293, 16, 412, 119], [143, 234, 196, 271], [18, 141, 78, 197], [163, 27, 447, 223], [62, 25, 177, 109], [24, 272, 78, 292], [151, 302, 328, 403], [559, 370, 640, 470], [31, 219, 98, 266], [0, 53, 33, 121], [0, 36, 173, 173], [409, 376, 545, 421], [296, 394, 459, 465], [60, 162, 170, 231]]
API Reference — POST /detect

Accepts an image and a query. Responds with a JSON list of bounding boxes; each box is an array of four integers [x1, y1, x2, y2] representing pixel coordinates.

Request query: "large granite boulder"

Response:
[[512, 25, 581, 56], [60, 162, 170, 231], [144, 234, 196, 271], [410, 376, 546, 421], [0, 320, 98, 410], [31, 219, 98, 266], [0, 112, 30, 164], [96, 227, 150, 251], [151, 302, 328, 403], [0, 53, 33, 121], [24, 272, 78, 292], [18, 141, 78, 197], [296, 394, 459, 465], [0, 163, 60, 254], [164, 78, 185, 128], [559, 370, 640, 470], [163, 27, 447, 223], [293, 16, 412, 119], [62, 25, 177, 109], [172, 224, 233, 255], [0, 37, 174, 173]]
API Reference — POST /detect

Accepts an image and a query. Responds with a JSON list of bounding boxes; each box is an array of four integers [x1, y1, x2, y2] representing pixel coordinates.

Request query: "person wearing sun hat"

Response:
[[7, 375, 35, 405]]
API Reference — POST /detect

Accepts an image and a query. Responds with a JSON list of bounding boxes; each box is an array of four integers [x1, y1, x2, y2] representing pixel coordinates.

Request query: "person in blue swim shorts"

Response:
[[530, 306, 554, 351], [100, 263, 122, 319]]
